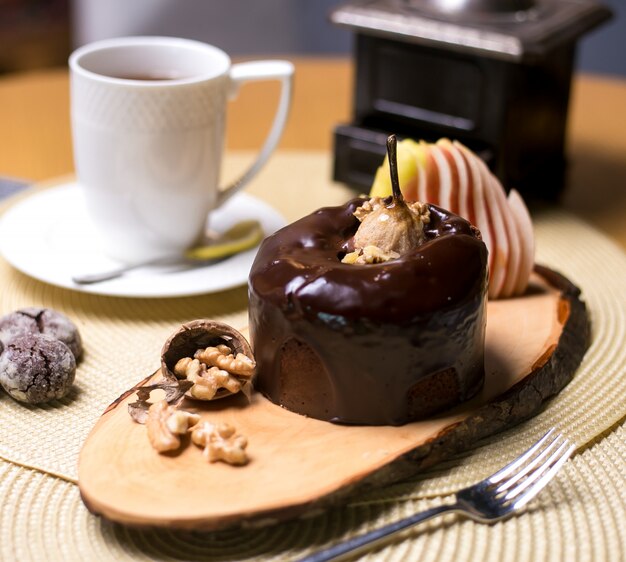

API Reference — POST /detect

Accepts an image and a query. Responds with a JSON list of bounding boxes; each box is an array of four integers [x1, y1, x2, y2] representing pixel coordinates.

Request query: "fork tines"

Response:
[[488, 428, 575, 509]]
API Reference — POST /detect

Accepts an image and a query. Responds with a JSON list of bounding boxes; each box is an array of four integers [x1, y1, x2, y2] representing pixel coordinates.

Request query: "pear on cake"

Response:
[[371, 138, 535, 299]]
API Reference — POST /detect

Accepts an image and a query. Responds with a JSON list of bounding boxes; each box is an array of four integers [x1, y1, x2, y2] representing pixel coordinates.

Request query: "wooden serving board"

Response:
[[78, 265, 589, 531]]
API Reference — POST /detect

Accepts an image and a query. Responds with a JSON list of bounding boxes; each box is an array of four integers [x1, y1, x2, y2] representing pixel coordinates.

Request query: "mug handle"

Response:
[[216, 60, 295, 207]]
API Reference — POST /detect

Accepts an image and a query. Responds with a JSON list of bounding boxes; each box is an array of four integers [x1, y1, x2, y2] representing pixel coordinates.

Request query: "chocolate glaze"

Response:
[[248, 198, 488, 425]]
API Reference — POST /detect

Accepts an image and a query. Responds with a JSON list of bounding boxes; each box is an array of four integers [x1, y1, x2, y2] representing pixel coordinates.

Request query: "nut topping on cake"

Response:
[[342, 244, 401, 264]]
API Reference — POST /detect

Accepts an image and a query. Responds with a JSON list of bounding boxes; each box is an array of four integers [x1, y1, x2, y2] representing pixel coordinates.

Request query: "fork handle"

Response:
[[298, 502, 460, 562]]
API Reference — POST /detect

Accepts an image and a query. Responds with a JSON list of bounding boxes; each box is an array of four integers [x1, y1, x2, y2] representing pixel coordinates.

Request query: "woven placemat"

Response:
[[0, 153, 625, 560], [1, 422, 624, 561]]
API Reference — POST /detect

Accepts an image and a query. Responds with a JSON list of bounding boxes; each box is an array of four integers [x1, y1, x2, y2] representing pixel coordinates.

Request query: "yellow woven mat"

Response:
[[1, 423, 624, 561], [0, 152, 625, 560]]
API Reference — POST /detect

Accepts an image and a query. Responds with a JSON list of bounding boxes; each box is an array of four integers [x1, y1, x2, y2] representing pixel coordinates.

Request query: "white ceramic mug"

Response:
[[69, 36, 293, 263]]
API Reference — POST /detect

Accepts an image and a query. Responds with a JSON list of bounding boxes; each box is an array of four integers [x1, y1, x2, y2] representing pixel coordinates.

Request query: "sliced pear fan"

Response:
[[369, 137, 535, 299]]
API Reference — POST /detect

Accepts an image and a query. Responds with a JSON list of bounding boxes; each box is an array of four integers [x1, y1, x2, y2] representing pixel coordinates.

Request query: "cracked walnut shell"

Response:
[[161, 320, 256, 401]]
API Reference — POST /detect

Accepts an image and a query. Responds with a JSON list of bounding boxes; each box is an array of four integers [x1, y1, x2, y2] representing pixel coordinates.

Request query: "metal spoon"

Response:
[[72, 220, 264, 285], [71, 255, 211, 285]]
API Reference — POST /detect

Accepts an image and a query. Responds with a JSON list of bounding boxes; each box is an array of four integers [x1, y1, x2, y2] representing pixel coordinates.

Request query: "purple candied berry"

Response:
[[0, 307, 82, 360], [0, 333, 76, 404]]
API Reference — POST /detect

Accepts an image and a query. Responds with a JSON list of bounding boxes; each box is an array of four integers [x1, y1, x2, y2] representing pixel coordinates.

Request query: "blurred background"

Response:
[[0, 0, 624, 245], [0, 0, 624, 76]]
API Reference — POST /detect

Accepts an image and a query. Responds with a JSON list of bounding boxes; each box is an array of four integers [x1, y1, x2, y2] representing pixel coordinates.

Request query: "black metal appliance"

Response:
[[331, 0, 612, 198]]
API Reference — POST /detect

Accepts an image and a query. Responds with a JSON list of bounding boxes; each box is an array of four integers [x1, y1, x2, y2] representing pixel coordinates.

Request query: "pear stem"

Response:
[[386, 134, 404, 203]]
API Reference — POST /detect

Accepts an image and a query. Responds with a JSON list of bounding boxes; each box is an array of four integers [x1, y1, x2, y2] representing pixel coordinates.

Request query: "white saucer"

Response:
[[0, 182, 286, 298]]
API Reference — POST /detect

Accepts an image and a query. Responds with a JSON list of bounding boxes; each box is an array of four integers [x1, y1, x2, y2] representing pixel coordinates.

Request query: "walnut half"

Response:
[[145, 400, 200, 453], [141, 399, 249, 464], [191, 421, 249, 465]]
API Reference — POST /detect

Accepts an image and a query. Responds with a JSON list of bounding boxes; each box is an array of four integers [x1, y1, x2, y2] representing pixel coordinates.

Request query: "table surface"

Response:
[[0, 58, 625, 249], [0, 58, 625, 562]]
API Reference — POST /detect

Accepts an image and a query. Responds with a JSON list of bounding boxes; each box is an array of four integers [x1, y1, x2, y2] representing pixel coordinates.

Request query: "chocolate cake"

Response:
[[249, 135, 488, 425], [249, 199, 489, 425]]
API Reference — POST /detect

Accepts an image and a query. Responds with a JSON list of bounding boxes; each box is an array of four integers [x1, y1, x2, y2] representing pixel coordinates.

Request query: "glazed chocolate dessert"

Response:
[[248, 137, 488, 425]]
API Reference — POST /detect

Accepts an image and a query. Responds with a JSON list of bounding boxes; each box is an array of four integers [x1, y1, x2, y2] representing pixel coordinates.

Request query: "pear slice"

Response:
[[418, 140, 441, 205], [429, 144, 453, 211], [454, 141, 493, 276], [487, 173, 521, 299], [434, 139, 462, 215], [185, 220, 264, 261], [508, 189, 535, 295], [415, 145, 428, 204], [493, 181, 522, 299], [476, 156, 510, 299], [450, 142, 476, 227]]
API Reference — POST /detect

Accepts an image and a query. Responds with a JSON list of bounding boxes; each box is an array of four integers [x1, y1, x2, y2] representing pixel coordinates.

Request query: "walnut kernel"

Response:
[[191, 421, 249, 465], [146, 400, 200, 453], [173, 344, 255, 401], [342, 245, 401, 265], [353, 196, 385, 221], [161, 320, 256, 401], [195, 345, 255, 376]]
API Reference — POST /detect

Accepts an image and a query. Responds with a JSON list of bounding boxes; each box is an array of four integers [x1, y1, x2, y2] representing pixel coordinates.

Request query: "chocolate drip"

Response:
[[248, 199, 488, 425]]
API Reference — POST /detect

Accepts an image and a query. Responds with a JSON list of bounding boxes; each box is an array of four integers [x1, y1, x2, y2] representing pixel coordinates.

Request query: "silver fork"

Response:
[[298, 428, 574, 562]]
